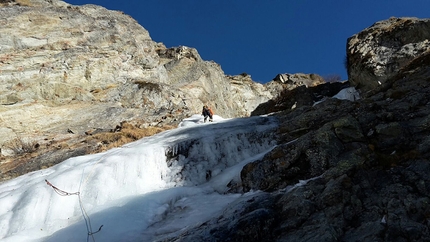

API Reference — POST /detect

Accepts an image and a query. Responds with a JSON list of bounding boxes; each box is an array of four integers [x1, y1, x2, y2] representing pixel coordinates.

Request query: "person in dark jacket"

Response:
[[202, 105, 214, 123]]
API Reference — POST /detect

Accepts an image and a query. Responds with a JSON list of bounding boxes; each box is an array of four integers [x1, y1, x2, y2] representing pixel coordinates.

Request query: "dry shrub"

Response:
[[87, 122, 174, 153], [5, 137, 38, 155], [121, 122, 169, 139], [91, 133, 130, 152], [16, 0, 32, 6]]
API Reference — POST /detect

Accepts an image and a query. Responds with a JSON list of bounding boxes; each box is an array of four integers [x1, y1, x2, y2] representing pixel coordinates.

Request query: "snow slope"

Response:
[[0, 114, 278, 241]]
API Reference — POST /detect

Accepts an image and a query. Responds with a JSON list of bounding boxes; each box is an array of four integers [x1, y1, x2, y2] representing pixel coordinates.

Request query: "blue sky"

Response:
[[67, 0, 430, 83]]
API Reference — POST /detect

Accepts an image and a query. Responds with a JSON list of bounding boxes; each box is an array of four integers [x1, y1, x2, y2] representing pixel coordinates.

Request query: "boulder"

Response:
[[347, 17, 430, 96]]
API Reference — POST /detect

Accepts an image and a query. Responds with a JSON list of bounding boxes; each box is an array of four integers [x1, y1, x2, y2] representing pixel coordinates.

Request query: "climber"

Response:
[[202, 105, 214, 123]]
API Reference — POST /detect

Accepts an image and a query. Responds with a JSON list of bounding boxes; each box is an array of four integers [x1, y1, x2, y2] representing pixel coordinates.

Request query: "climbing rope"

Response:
[[44, 149, 124, 241], [45, 180, 79, 196], [45, 179, 103, 242]]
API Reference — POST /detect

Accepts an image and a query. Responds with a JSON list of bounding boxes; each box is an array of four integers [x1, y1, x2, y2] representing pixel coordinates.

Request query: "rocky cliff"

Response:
[[0, 0, 326, 180], [163, 18, 430, 241]]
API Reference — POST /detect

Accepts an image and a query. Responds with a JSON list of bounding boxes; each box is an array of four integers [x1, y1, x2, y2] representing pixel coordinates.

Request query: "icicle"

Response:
[[173, 144, 178, 156]]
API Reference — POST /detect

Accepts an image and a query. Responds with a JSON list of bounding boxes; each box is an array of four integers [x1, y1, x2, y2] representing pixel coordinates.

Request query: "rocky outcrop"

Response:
[[239, 18, 430, 241], [164, 18, 430, 242], [227, 73, 279, 117], [0, 0, 167, 147], [155, 46, 280, 119], [251, 81, 351, 116], [347, 17, 430, 96], [272, 73, 325, 88]]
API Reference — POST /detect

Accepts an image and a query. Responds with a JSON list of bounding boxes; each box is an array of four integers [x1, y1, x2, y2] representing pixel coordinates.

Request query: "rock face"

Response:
[[251, 81, 350, 116], [164, 18, 430, 242], [0, 0, 167, 146], [0, 0, 287, 159], [347, 17, 430, 96], [1, 1, 326, 181], [227, 73, 281, 117]]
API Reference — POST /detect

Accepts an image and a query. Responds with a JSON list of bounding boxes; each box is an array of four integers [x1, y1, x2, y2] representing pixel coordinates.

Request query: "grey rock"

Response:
[[333, 115, 365, 143], [347, 17, 430, 96]]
